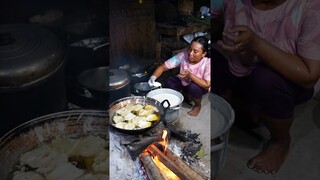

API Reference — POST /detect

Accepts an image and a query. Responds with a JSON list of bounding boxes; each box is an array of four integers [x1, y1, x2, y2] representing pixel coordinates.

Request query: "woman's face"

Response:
[[188, 41, 207, 64]]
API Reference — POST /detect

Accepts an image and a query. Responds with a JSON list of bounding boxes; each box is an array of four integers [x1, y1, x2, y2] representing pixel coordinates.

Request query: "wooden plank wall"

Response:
[[110, 0, 156, 68]]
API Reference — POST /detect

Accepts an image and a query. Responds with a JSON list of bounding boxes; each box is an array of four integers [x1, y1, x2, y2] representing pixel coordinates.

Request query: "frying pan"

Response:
[[109, 96, 170, 134]]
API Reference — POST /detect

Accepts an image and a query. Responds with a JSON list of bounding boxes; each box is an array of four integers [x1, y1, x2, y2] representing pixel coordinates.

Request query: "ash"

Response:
[[168, 131, 210, 178], [110, 127, 210, 179], [109, 130, 147, 180]]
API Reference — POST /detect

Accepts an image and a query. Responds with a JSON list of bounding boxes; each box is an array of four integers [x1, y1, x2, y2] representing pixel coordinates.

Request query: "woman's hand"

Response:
[[218, 25, 261, 54], [178, 70, 190, 78], [178, 70, 190, 79], [219, 26, 320, 89]]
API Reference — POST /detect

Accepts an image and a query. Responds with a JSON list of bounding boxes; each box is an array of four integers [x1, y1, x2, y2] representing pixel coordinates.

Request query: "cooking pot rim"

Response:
[[0, 109, 108, 179], [146, 88, 184, 108], [210, 93, 235, 140], [109, 68, 131, 91], [108, 96, 166, 134], [0, 109, 108, 143]]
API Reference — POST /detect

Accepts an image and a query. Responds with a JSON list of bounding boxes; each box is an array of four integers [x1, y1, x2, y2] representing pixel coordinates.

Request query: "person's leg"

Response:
[[212, 49, 257, 128], [185, 82, 208, 116], [211, 49, 234, 101], [248, 113, 292, 174], [164, 76, 184, 92], [247, 64, 314, 174]]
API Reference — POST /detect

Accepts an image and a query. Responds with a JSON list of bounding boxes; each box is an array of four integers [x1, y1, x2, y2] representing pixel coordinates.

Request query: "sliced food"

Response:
[[146, 114, 159, 121], [138, 121, 151, 128], [113, 116, 124, 123]]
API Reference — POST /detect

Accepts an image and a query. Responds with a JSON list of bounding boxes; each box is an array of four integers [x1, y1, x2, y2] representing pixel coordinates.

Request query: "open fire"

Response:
[[109, 121, 209, 179], [140, 130, 208, 180]]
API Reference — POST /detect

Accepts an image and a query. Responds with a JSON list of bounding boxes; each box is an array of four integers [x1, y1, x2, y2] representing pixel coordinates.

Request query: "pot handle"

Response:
[[161, 99, 170, 126], [161, 99, 171, 109], [79, 87, 93, 98]]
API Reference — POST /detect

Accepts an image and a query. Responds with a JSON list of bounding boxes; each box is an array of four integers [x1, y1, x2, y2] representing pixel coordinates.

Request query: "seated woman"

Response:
[[148, 36, 211, 116], [212, 0, 320, 175]]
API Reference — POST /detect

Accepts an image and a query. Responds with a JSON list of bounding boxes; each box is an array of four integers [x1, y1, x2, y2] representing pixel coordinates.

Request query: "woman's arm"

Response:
[[187, 72, 211, 90], [220, 25, 320, 89], [253, 36, 320, 89], [151, 64, 168, 78], [179, 70, 211, 89]]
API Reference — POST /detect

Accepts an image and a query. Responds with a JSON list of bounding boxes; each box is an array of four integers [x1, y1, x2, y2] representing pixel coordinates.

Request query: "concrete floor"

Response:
[[173, 93, 211, 178], [216, 96, 320, 180]]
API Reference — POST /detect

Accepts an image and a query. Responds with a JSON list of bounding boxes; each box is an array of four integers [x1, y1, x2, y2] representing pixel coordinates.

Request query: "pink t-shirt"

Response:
[[164, 51, 211, 87], [212, 0, 320, 94]]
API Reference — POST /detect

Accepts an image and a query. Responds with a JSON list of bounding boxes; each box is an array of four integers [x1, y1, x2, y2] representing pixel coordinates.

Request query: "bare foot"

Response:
[[188, 106, 201, 116], [247, 141, 289, 174]]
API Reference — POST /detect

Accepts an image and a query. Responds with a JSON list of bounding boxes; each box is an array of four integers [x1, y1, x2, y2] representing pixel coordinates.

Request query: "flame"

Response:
[[160, 130, 168, 154], [142, 130, 180, 179], [153, 130, 180, 179], [152, 156, 180, 180]]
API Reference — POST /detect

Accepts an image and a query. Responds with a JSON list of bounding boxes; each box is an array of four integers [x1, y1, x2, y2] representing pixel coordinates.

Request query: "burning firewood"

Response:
[[140, 152, 168, 180], [147, 144, 208, 180]]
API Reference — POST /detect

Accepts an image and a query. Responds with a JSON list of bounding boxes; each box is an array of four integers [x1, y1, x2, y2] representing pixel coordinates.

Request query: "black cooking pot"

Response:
[[133, 82, 161, 96], [65, 37, 109, 107], [0, 24, 67, 137], [109, 96, 170, 134], [74, 67, 131, 109]]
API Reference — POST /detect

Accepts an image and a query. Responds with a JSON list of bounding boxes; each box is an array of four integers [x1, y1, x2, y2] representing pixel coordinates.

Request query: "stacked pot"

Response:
[[0, 24, 67, 136]]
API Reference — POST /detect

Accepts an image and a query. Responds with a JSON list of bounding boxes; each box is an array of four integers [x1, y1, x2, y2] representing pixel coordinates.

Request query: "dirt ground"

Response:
[[171, 93, 211, 178]]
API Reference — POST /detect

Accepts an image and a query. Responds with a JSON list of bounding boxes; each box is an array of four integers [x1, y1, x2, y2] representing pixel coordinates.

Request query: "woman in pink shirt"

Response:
[[149, 36, 211, 116], [212, 0, 320, 175]]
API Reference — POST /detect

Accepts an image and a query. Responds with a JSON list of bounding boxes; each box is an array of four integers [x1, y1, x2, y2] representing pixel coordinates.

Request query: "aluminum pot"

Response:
[[0, 110, 108, 179], [75, 67, 131, 109], [210, 93, 235, 180], [109, 96, 169, 134], [147, 88, 184, 123], [0, 24, 67, 137]]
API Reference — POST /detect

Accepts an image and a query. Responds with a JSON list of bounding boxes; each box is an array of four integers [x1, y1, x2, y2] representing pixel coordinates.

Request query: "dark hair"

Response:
[[191, 36, 209, 54]]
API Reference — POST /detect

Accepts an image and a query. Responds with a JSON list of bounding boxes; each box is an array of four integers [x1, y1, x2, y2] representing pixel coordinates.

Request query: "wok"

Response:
[[109, 96, 170, 134], [0, 110, 108, 179]]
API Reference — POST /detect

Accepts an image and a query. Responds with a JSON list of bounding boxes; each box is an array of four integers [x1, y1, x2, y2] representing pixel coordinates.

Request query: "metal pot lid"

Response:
[[109, 68, 130, 91], [78, 66, 109, 92], [77, 67, 130, 92], [0, 24, 64, 89]]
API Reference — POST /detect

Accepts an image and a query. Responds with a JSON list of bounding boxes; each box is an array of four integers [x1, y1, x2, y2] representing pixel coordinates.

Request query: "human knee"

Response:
[[164, 76, 180, 90], [186, 83, 206, 99], [249, 65, 295, 118], [250, 65, 287, 100]]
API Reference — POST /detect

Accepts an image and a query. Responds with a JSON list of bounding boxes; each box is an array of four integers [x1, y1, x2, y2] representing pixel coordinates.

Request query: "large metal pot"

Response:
[[210, 93, 235, 180], [0, 110, 108, 179], [109, 96, 168, 134], [74, 67, 131, 109], [147, 88, 184, 123], [0, 24, 67, 137], [109, 68, 131, 105], [65, 37, 109, 106]]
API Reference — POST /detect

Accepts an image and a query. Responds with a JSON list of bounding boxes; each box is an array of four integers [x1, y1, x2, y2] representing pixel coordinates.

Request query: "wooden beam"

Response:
[[140, 152, 168, 180], [147, 144, 208, 180], [164, 146, 208, 180]]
